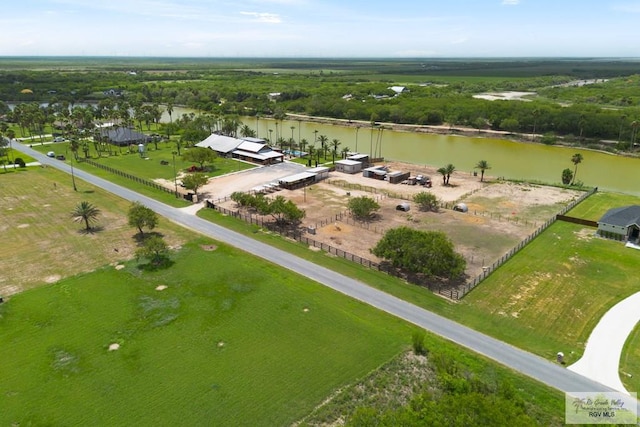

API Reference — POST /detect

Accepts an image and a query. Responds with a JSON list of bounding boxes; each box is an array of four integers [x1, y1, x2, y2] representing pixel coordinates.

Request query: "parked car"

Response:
[[46, 151, 55, 157], [53, 137, 65, 142]]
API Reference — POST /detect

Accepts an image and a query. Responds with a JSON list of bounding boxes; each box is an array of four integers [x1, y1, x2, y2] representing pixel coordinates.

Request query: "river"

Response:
[[7, 101, 639, 195], [245, 117, 640, 196]]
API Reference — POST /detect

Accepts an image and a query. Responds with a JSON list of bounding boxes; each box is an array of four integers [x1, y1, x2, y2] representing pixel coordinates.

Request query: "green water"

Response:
[[249, 117, 640, 196]]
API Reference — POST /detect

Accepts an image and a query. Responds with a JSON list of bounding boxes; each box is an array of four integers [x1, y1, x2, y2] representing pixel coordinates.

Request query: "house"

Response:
[[195, 134, 283, 165], [99, 127, 150, 146], [597, 205, 640, 241], [335, 159, 362, 174]]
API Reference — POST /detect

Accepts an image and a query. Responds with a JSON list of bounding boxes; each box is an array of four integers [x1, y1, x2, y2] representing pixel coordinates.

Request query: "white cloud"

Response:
[[502, 0, 521, 5], [240, 11, 282, 23]]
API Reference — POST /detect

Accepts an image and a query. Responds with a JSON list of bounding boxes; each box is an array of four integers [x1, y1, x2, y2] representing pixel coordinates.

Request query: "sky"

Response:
[[1, 0, 639, 58]]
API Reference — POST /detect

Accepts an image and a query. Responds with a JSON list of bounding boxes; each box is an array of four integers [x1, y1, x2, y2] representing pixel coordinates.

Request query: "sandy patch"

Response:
[[108, 343, 120, 351], [155, 285, 168, 291], [200, 244, 218, 251], [115, 264, 125, 270], [45, 275, 61, 284], [17, 224, 29, 228], [473, 91, 537, 101]]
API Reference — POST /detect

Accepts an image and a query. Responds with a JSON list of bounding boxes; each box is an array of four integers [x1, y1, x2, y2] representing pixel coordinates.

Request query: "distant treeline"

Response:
[[2, 59, 640, 148]]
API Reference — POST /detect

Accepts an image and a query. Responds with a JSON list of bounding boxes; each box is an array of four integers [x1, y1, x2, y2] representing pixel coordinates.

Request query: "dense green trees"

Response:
[[371, 227, 466, 279], [230, 192, 305, 226], [4, 61, 640, 150]]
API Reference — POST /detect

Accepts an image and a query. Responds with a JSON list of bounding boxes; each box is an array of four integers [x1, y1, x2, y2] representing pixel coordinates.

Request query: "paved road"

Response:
[[14, 142, 622, 396]]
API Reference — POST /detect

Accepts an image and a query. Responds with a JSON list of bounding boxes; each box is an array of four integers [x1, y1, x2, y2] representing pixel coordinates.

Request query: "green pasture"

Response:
[[0, 238, 413, 426], [30, 141, 255, 181]]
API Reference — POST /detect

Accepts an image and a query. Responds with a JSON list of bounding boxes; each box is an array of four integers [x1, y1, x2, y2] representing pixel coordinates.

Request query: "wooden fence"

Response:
[[458, 186, 598, 299], [77, 158, 179, 197]]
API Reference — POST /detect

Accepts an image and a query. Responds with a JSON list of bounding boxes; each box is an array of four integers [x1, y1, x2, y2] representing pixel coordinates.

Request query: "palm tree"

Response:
[[475, 160, 491, 182], [571, 153, 583, 185], [437, 167, 448, 185], [443, 163, 456, 185], [71, 201, 101, 231], [299, 138, 308, 156], [318, 135, 328, 160], [166, 102, 174, 123], [630, 120, 639, 151]]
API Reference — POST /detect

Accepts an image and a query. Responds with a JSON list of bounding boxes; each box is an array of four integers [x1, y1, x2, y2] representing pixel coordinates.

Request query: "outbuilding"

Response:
[[597, 205, 640, 242], [453, 203, 468, 213], [396, 202, 410, 212], [335, 159, 362, 174], [307, 166, 330, 181]]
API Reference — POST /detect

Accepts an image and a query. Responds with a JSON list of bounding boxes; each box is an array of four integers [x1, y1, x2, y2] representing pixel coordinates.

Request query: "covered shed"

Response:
[[335, 159, 362, 174], [597, 205, 640, 241], [278, 172, 316, 190], [385, 171, 410, 184], [347, 153, 369, 166], [307, 166, 330, 181], [363, 165, 388, 179]]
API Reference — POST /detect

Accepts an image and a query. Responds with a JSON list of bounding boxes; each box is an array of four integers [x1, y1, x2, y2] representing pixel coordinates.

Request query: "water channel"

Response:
[[7, 102, 639, 195], [245, 117, 640, 196]]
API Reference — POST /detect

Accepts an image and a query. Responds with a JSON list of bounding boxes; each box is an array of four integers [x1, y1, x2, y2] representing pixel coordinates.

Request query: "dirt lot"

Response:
[[214, 161, 584, 279]]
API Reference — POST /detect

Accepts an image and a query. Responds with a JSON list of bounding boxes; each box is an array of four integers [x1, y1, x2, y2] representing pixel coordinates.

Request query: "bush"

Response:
[[411, 331, 428, 356], [14, 158, 26, 168]]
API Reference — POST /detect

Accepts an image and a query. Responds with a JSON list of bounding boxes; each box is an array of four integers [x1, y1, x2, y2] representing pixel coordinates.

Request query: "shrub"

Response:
[[14, 158, 26, 168]]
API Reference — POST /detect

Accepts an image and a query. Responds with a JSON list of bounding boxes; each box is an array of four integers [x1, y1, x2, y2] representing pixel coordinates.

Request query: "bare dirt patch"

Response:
[[200, 244, 218, 251], [217, 161, 584, 280]]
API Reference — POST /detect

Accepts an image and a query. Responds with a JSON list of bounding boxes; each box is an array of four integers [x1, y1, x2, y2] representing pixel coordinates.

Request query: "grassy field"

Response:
[[0, 238, 413, 426], [0, 167, 192, 295], [29, 141, 255, 181], [198, 193, 640, 393], [565, 190, 640, 221], [0, 167, 570, 425]]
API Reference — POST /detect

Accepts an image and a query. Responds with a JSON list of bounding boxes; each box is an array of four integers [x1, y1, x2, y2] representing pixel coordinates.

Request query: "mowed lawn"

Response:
[[0, 167, 191, 296], [0, 238, 412, 426], [31, 141, 255, 181], [567, 190, 640, 221]]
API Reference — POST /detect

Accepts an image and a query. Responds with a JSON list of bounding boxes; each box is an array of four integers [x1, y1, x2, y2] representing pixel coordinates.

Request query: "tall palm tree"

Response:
[[299, 138, 308, 155], [318, 135, 329, 159], [166, 102, 174, 123], [571, 153, 583, 185], [71, 201, 101, 231], [630, 120, 639, 151], [475, 160, 491, 182]]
